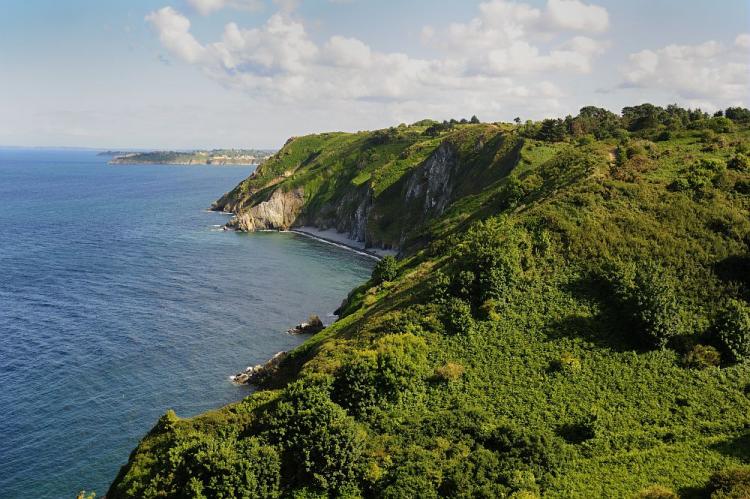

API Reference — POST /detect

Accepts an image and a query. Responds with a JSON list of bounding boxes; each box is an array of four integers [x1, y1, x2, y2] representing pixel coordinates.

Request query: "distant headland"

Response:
[[103, 149, 275, 166]]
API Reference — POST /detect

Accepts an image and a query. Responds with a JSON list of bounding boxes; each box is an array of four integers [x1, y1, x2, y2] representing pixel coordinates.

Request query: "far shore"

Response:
[[289, 226, 397, 260]]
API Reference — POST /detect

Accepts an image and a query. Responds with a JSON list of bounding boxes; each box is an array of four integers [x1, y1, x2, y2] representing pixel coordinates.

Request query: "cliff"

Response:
[[212, 123, 522, 252]]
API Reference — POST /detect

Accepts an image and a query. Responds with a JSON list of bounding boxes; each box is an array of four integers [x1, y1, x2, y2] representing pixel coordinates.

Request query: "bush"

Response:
[[683, 344, 721, 369], [728, 154, 749, 171], [332, 333, 428, 414], [715, 299, 750, 363], [433, 362, 465, 381], [669, 159, 726, 197], [266, 378, 366, 492], [708, 466, 750, 498], [442, 297, 473, 335], [612, 263, 684, 348], [169, 436, 281, 498], [633, 484, 679, 498], [372, 255, 398, 283], [553, 352, 582, 373], [449, 217, 528, 305]]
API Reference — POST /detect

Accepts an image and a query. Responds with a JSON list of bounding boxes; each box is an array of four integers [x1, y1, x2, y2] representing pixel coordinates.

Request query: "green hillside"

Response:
[[109, 105, 750, 498]]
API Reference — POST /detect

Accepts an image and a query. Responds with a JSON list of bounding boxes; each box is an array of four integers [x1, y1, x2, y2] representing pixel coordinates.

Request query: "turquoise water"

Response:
[[0, 149, 374, 498]]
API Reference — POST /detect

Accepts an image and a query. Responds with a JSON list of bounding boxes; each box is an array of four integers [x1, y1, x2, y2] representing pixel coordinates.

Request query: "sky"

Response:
[[0, 0, 748, 149]]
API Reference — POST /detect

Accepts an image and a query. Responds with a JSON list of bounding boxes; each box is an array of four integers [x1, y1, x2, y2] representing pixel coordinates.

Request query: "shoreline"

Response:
[[289, 226, 397, 260]]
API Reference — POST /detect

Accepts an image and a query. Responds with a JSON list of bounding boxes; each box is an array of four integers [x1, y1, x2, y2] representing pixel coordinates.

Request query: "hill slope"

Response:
[[110, 105, 750, 498]]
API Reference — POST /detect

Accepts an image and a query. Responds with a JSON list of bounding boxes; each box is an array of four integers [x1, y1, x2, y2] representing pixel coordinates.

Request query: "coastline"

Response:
[[289, 226, 397, 260]]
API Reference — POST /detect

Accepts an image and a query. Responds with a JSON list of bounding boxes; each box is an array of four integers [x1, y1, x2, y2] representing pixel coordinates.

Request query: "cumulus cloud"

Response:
[[187, 0, 263, 16], [146, 0, 611, 120], [421, 0, 609, 75], [543, 0, 608, 32], [145, 7, 206, 64], [621, 38, 749, 108]]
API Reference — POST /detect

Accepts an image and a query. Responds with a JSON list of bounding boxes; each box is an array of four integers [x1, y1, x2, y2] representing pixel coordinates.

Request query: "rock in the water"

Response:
[[287, 315, 324, 335], [230, 351, 287, 385]]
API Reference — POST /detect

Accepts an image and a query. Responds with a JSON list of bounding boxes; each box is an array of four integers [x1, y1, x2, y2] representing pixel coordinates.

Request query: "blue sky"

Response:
[[0, 0, 748, 148]]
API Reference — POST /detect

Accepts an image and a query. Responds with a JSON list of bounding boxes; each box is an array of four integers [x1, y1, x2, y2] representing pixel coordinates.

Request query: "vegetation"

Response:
[[109, 104, 750, 498]]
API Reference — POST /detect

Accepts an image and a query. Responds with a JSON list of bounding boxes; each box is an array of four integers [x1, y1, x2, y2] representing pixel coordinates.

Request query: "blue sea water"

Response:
[[0, 149, 374, 498]]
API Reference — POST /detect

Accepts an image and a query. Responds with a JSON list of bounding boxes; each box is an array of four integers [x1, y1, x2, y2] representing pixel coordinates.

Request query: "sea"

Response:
[[0, 149, 374, 498]]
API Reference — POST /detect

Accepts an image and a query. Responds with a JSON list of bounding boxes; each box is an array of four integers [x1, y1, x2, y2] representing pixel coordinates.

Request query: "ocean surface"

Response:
[[0, 149, 374, 498]]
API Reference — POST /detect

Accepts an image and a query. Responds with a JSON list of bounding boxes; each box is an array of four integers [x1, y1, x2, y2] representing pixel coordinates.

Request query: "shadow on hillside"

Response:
[[714, 254, 750, 300], [709, 431, 750, 462], [542, 275, 644, 352]]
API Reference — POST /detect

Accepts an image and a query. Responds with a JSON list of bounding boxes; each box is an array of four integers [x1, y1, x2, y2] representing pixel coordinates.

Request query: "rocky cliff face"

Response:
[[227, 188, 305, 231], [404, 142, 457, 219]]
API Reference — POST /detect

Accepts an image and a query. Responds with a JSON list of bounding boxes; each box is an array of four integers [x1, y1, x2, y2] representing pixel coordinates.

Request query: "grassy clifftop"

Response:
[[111, 105, 750, 498]]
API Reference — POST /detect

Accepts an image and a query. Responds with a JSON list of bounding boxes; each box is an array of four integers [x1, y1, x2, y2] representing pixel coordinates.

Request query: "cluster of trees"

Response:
[[425, 115, 481, 136], [523, 104, 750, 143]]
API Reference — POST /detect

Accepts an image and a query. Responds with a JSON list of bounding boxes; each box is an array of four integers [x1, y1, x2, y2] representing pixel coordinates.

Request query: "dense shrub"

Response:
[[442, 297, 473, 335], [707, 466, 750, 498], [715, 299, 750, 363], [669, 159, 726, 197], [612, 263, 684, 348], [683, 344, 722, 369], [265, 378, 366, 492], [449, 217, 528, 306], [553, 352, 582, 373], [169, 436, 281, 498], [728, 154, 749, 171], [332, 333, 428, 414], [372, 255, 398, 283]]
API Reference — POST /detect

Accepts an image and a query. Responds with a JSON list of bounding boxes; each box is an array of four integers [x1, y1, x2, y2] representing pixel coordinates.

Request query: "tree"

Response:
[[470, 115, 481, 124], [372, 255, 398, 283], [715, 299, 750, 363], [725, 107, 750, 123], [612, 262, 683, 348], [536, 119, 568, 142]]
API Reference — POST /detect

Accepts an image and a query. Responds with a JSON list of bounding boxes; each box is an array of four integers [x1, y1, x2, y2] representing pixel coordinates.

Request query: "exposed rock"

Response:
[[230, 351, 288, 385], [231, 188, 305, 231], [287, 315, 324, 335], [404, 142, 458, 218]]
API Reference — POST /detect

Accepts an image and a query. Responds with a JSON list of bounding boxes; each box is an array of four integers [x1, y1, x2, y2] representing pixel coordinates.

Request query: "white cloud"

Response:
[[543, 0, 608, 33], [736, 33, 750, 49], [146, 0, 611, 122], [145, 7, 206, 64], [186, 0, 263, 16], [421, 0, 609, 75], [621, 38, 749, 108]]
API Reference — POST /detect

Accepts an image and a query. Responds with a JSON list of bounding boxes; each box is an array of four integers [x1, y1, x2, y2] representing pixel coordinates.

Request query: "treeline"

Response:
[[523, 104, 750, 142]]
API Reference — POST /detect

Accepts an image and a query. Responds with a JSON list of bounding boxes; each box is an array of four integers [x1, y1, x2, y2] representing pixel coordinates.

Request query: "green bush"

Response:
[[442, 297, 473, 335], [715, 299, 750, 363], [265, 378, 365, 492], [169, 436, 281, 498], [372, 255, 398, 283], [728, 154, 749, 171], [707, 466, 750, 498], [669, 159, 726, 197], [450, 217, 528, 305], [613, 263, 684, 348], [553, 352, 582, 373], [332, 333, 428, 414], [683, 344, 721, 369]]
